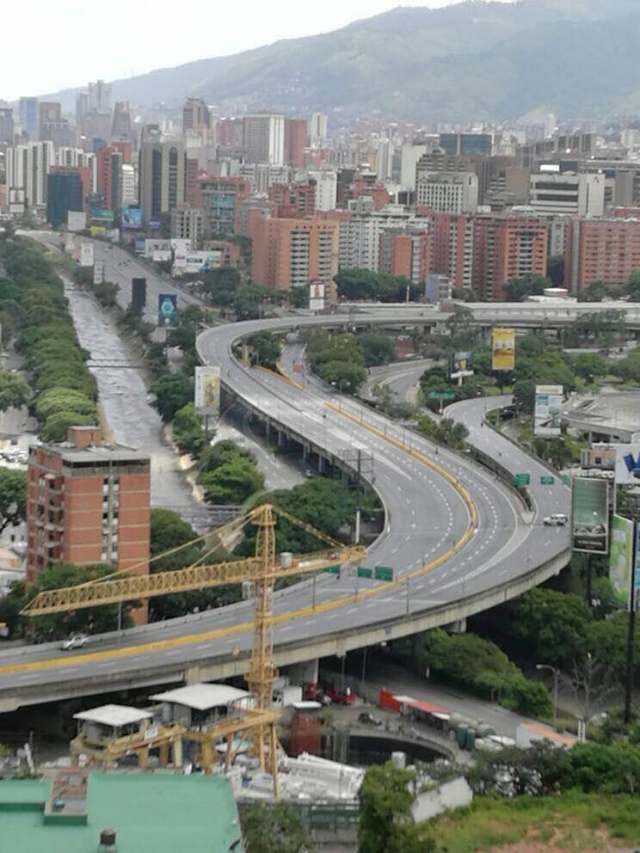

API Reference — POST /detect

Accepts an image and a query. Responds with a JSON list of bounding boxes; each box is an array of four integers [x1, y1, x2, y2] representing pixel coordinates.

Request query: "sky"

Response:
[[0, 0, 512, 100]]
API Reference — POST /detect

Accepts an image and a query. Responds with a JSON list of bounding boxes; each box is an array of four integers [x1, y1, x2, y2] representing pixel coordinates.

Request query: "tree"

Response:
[[547, 255, 565, 287], [241, 802, 312, 853], [0, 371, 30, 412], [288, 287, 308, 309], [233, 285, 272, 320], [0, 469, 26, 534], [200, 456, 264, 505], [511, 588, 593, 669], [249, 331, 281, 368], [321, 360, 367, 393], [576, 280, 610, 302], [172, 403, 205, 457], [625, 271, 640, 302], [201, 266, 241, 307], [571, 352, 609, 384], [505, 275, 548, 302], [199, 440, 254, 475], [41, 411, 96, 442], [359, 762, 417, 853], [151, 372, 194, 422], [359, 334, 394, 367]]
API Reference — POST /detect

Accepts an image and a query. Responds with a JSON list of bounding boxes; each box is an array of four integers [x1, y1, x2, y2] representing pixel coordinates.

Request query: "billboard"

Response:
[[131, 278, 147, 311], [195, 366, 221, 417], [309, 281, 325, 312], [93, 261, 105, 285], [571, 476, 610, 554], [144, 239, 171, 259], [534, 385, 563, 436], [90, 208, 115, 224], [581, 446, 617, 471], [121, 207, 143, 229], [492, 328, 515, 371], [173, 251, 219, 276], [67, 211, 86, 232], [616, 445, 640, 485], [451, 351, 474, 381], [158, 293, 178, 327], [79, 243, 94, 267], [610, 515, 635, 609]]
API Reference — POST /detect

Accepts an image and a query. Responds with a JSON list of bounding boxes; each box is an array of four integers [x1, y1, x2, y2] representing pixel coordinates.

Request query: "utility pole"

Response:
[[354, 449, 362, 545], [624, 521, 639, 724]]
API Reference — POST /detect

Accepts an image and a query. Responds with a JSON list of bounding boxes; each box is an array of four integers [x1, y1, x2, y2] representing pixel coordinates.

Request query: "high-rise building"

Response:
[[199, 176, 251, 237], [431, 213, 475, 289], [26, 426, 151, 623], [308, 113, 328, 146], [472, 213, 549, 301], [564, 216, 640, 293], [308, 170, 337, 211], [171, 206, 205, 244], [529, 172, 605, 217], [138, 133, 186, 223], [284, 118, 307, 169], [399, 144, 427, 191], [5, 141, 55, 210], [87, 80, 112, 113], [378, 226, 430, 286], [121, 163, 137, 206], [183, 97, 210, 132], [96, 146, 124, 212], [38, 102, 74, 146], [416, 171, 479, 214], [111, 102, 135, 146], [0, 107, 15, 144], [18, 97, 38, 139], [243, 114, 285, 165], [269, 181, 316, 218], [46, 168, 86, 227], [249, 213, 339, 289]]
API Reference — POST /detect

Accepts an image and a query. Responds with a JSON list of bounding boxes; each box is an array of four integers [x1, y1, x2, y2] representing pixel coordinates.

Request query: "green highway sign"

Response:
[[374, 565, 394, 582], [428, 391, 456, 400], [357, 567, 373, 579], [540, 475, 555, 485], [513, 473, 531, 487], [324, 564, 341, 575]]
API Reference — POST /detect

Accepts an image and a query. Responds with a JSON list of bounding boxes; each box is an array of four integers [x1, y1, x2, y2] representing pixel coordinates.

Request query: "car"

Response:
[[543, 514, 568, 527], [60, 634, 88, 651]]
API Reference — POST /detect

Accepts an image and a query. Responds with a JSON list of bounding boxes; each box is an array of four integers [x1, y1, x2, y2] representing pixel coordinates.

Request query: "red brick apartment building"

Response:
[[564, 217, 640, 292], [27, 427, 151, 624]]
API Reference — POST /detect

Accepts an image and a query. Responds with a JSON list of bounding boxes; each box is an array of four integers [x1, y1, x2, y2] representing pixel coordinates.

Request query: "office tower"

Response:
[[564, 216, 640, 293], [138, 133, 186, 222], [46, 168, 85, 227], [308, 112, 328, 146], [75, 91, 90, 124], [249, 213, 339, 289], [19, 97, 38, 139], [439, 133, 492, 157], [472, 213, 549, 301], [6, 141, 55, 209], [399, 144, 427, 191], [529, 172, 605, 217], [378, 226, 430, 286], [199, 176, 251, 237], [183, 97, 210, 132], [120, 163, 137, 206], [308, 170, 337, 211], [87, 80, 112, 113], [38, 101, 74, 146], [416, 171, 479, 214], [111, 102, 135, 145], [96, 147, 124, 212], [0, 107, 14, 144], [26, 426, 151, 624], [284, 118, 307, 168], [243, 114, 285, 165]]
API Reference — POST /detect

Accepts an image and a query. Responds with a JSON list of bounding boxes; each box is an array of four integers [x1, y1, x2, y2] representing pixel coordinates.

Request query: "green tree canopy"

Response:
[[0, 469, 26, 534], [151, 372, 194, 422], [241, 802, 312, 853]]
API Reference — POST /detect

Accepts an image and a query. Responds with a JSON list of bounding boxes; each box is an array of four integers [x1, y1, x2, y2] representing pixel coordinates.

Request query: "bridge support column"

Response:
[[447, 618, 467, 634], [302, 444, 310, 463], [277, 430, 285, 448], [318, 455, 325, 474]]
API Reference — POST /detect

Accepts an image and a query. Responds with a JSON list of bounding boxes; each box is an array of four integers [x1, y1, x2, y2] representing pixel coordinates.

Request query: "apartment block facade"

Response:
[[564, 217, 640, 292]]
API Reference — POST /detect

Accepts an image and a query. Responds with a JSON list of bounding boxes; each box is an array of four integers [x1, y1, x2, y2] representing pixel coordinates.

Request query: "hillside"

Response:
[[50, 0, 640, 121]]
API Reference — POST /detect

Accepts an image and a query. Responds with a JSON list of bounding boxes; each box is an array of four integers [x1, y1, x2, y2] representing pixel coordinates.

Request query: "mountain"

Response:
[[50, 0, 640, 121]]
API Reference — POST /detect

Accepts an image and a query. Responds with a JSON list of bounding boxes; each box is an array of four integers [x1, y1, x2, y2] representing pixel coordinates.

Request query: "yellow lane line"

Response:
[[0, 373, 478, 678]]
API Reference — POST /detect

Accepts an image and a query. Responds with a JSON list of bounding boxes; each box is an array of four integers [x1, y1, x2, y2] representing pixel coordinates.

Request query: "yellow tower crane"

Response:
[[22, 504, 367, 795]]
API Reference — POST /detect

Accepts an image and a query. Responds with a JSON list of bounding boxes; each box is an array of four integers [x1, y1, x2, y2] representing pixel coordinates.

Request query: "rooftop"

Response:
[[150, 683, 250, 711], [73, 704, 152, 728], [0, 773, 242, 853]]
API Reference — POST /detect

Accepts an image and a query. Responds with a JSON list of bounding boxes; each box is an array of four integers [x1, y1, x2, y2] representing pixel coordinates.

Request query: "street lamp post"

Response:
[[536, 663, 560, 724]]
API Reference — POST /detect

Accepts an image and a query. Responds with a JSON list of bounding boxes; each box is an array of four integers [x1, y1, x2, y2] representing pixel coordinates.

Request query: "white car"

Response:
[[60, 634, 88, 651], [543, 514, 568, 527]]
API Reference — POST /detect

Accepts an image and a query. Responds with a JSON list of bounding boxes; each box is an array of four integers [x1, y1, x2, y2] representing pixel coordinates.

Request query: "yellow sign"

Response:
[[492, 327, 515, 371], [90, 225, 106, 237]]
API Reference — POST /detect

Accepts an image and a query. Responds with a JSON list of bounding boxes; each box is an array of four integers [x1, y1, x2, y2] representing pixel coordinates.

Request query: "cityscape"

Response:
[[1, 0, 640, 851]]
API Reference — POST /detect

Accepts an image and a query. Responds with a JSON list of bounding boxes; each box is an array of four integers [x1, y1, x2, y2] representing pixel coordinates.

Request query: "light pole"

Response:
[[536, 663, 560, 724]]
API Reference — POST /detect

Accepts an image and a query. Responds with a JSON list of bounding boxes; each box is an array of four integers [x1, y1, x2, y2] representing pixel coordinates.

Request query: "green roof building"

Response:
[[0, 771, 243, 852]]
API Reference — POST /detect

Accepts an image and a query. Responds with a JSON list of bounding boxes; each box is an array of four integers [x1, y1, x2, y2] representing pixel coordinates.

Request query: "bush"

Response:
[[200, 456, 265, 505], [34, 387, 97, 422], [42, 411, 96, 442], [172, 403, 205, 457]]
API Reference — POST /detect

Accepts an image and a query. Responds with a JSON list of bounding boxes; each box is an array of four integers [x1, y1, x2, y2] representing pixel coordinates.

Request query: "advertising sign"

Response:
[[131, 278, 147, 312], [158, 293, 178, 328], [79, 243, 94, 268], [121, 207, 143, 229], [93, 261, 105, 285], [90, 208, 115, 224], [309, 281, 326, 312], [571, 477, 610, 554], [491, 328, 515, 371], [195, 366, 221, 417], [635, 524, 640, 611], [89, 226, 106, 237], [144, 239, 171, 259], [67, 211, 86, 232], [451, 351, 474, 381], [534, 385, 563, 436], [615, 445, 640, 485], [581, 446, 617, 471], [610, 515, 635, 609], [173, 251, 219, 276]]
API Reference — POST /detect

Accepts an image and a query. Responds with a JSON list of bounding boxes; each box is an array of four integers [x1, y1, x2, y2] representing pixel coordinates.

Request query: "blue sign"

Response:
[[158, 293, 178, 328], [148, 219, 161, 231], [121, 207, 143, 229], [635, 522, 640, 612], [623, 451, 640, 480]]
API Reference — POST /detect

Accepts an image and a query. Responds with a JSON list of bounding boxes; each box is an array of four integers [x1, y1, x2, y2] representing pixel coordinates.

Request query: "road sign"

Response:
[[324, 564, 341, 575], [427, 391, 456, 400], [158, 293, 178, 327], [374, 565, 394, 582], [513, 473, 531, 487], [357, 567, 373, 579], [540, 475, 555, 485]]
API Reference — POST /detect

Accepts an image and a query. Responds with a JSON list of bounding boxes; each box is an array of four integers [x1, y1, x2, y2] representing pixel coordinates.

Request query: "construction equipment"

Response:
[[23, 504, 367, 795]]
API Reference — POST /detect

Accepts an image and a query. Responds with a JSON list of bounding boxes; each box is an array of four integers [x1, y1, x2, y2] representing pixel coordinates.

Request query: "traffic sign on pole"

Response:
[[513, 473, 531, 487], [540, 475, 555, 485]]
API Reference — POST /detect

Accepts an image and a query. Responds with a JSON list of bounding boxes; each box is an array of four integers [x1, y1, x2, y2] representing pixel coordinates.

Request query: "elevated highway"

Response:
[[0, 309, 571, 712]]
